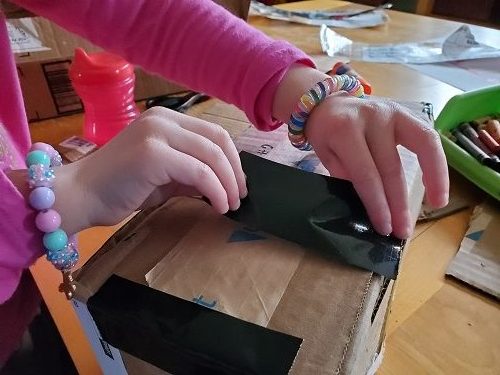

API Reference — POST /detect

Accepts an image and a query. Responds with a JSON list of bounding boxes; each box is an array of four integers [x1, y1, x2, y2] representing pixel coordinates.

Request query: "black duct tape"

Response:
[[226, 152, 405, 279], [88, 275, 302, 375]]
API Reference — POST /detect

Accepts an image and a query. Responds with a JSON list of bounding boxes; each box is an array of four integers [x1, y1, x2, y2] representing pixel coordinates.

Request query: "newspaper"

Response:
[[250, 1, 388, 28], [321, 24, 500, 64]]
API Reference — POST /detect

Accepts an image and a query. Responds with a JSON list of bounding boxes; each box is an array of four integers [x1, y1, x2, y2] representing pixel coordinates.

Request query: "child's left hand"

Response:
[[272, 65, 449, 239], [305, 92, 449, 239]]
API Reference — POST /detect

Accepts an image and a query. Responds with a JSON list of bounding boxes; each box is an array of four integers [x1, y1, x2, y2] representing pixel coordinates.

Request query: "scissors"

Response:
[[145, 91, 210, 113]]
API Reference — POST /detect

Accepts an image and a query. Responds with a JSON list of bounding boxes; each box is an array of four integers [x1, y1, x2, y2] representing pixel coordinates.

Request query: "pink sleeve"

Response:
[[0, 173, 42, 303], [14, 0, 314, 131]]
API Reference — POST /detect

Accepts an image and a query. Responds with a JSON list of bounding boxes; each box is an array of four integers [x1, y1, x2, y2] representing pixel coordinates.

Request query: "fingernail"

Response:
[[405, 225, 414, 238], [378, 222, 392, 236], [400, 211, 413, 239], [221, 202, 230, 214], [438, 192, 449, 207], [429, 191, 448, 209], [240, 187, 248, 199], [398, 225, 413, 239], [231, 200, 241, 211]]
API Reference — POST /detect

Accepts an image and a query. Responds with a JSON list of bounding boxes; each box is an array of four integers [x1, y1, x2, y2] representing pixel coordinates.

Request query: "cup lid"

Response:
[[69, 48, 134, 84]]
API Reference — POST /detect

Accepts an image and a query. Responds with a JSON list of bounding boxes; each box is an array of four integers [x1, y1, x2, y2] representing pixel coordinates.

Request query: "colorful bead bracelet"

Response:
[[287, 74, 365, 151], [26, 142, 79, 299]]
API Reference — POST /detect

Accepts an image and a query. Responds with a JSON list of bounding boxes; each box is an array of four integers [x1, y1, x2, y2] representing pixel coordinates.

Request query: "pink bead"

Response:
[[31, 142, 57, 158], [35, 209, 61, 233]]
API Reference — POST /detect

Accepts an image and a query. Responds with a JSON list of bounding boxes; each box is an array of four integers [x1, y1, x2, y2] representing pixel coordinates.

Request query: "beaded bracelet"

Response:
[[26, 142, 79, 299], [287, 74, 365, 151]]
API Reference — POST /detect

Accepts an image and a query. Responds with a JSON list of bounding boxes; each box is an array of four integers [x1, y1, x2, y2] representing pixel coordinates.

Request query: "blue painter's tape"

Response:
[[228, 229, 267, 243], [466, 230, 484, 241]]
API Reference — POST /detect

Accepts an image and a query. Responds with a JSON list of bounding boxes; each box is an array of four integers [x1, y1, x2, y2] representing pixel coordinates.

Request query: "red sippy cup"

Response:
[[69, 48, 140, 146]]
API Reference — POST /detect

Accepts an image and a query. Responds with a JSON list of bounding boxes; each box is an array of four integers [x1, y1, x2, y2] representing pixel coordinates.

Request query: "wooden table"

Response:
[[29, 1, 500, 374]]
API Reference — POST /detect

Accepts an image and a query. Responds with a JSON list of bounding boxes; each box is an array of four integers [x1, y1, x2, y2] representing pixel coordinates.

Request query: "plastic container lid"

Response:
[[69, 48, 134, 85]]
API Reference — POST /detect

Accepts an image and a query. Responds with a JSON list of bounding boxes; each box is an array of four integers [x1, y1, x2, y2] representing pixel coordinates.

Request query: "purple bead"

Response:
[[31, 142, 57, 158], [29, 187, 55, 210], [35, 209, 61, 233]]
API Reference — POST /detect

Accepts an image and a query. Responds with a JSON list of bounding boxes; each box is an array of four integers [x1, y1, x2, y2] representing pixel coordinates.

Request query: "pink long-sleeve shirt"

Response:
[[0, 0, 312, 361]]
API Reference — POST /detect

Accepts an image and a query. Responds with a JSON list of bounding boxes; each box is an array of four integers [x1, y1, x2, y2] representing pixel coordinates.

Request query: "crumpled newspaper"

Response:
[[250, 1, 388, 28], [320, 24, 500, 63]]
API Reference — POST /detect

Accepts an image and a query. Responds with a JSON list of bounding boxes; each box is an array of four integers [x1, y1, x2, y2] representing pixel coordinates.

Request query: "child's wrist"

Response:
[[272, 64, 330, 123], [52, 162, 92, 235]]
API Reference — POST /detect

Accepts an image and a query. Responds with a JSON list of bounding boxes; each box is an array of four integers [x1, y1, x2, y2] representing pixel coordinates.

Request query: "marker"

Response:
[[485, 119, 500, 143], [329, 62, 372, 95], [478, 129, 500, 155], [452, 129, 500, 172], [459, 122, 492, 155]]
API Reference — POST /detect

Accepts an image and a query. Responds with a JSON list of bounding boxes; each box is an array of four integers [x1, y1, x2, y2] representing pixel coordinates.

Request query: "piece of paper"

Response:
[[58, 136, 98, 162], [406, 58, 500, 91], [6, 17, 49, 53], [446, 202, 500, 299], [321, 24, 500, 63], [250, 1, 388, 28], [146, 211, 304, 327], [235, 124, 330, 176]]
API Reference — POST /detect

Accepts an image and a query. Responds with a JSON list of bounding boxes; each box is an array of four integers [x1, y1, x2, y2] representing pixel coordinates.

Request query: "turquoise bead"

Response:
[[26, 150, 51, 167], [43, 229, 68, 252]]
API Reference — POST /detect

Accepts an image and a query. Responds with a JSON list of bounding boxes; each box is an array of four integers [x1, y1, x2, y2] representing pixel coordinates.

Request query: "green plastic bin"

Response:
[[435, 85, 500, 201]]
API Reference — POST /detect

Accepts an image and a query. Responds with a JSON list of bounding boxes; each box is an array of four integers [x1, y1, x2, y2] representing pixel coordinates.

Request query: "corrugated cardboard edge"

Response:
[[338, 159, 424, 375], [73, 207, 155, 302], [335, 274, 374, 375], [338, 277, 394, 375], [446, 202, 500, 300]]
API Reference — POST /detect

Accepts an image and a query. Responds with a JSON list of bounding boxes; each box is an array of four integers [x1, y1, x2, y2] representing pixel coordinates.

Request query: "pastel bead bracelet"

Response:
[[26, 142, 79, 299], [287, 74, 365, 151]]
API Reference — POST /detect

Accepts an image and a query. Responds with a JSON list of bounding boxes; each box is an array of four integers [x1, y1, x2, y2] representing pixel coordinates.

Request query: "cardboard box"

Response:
[[72, 192, 420, 374], [10, 0, 250, 122], [70, 100, 431, 375], [72, 160, 424, 374], [72, 199, 398, 375]]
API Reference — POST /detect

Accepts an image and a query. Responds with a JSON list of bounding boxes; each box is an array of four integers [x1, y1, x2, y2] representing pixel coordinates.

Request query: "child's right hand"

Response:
[[53, 107, 247, 235]]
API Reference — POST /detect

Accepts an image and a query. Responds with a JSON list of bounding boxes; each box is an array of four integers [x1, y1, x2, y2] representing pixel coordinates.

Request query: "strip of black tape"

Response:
[[226, 152, 405, 279], [88, 275, 302, 375]]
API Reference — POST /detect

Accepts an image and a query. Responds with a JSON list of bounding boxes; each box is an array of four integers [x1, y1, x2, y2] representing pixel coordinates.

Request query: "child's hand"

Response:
[[272, 64, 449, 239], [306, 92, 449, 239], [54, 107, 247, 234]]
